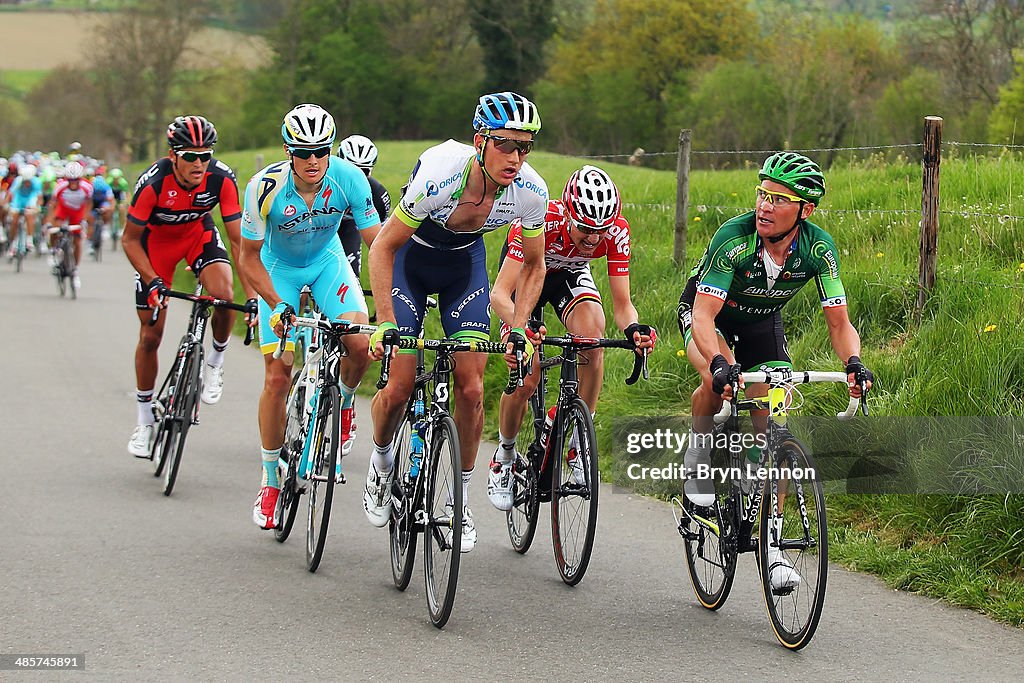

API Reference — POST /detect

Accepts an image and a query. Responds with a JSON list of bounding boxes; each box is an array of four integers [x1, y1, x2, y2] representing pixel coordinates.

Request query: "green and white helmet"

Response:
[[758, 152, 825, 204]]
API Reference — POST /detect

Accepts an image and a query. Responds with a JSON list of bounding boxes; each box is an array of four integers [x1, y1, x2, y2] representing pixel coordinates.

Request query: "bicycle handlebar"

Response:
[[148, 289, 257, 346], [713, 369, 867, 424], [271, 314, 377, 359], [539, 335, 650, 385], [376, 335, 517, 394]]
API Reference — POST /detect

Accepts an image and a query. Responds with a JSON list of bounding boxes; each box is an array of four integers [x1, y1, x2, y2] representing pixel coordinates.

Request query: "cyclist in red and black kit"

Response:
[[122, 115, 255, 459]]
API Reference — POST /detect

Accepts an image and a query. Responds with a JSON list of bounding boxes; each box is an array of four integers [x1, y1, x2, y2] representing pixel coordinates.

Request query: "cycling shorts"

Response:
[[53, 204, 88, 226], [391, 237, 490, 343], [9, 194, 41, 213], [133, 216, 230, 309], [677, 276, 791, 372], [256, 245, 367, 355]]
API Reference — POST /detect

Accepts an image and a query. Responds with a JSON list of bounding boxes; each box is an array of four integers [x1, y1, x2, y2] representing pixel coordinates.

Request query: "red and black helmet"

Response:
[[562, 165, 621, 230], [167, 115, 218, 150]]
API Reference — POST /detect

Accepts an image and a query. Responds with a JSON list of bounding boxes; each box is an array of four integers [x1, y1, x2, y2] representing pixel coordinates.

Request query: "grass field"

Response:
[[128, 142, 1024, 627]]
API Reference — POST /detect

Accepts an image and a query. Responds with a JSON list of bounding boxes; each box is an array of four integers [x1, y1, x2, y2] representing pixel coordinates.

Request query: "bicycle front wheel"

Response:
[[507, 395, 543, 554], [63, 244, 77, 300], [306, 384, 340, 572], [389, 406, 418, 590], [680, 445, 737, 610], [423, 414, 461, 628], [550, 397, 599, 586], [757, 437, 827, 650], [163, 345, 202, 496], [275, 372, 305, 543]]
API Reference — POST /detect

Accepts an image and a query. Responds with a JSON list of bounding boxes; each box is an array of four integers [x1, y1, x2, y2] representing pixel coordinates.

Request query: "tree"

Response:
[[466, 1, 555, 94], [988, 51, 1024, 143], [92, 0, 209, 160], [874, 68, 946, 151]]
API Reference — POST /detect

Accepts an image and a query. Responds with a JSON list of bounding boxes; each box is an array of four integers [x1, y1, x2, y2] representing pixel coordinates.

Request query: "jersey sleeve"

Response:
[[811, 235, 847, 308], [371, 178, 391, 223], [241, 174, 267, 241], [605, 216, 631, 277], [505, 221, 525, 263], [694, 227, 740, 301], [214, 161, 242, 222], [518, 170, 548, 239], [128, 165, 159, 226]]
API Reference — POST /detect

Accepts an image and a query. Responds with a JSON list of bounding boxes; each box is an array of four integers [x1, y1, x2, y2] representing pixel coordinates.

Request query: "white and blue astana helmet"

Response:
[[281, 104, 336, 148], [472, 92, 541, 134]]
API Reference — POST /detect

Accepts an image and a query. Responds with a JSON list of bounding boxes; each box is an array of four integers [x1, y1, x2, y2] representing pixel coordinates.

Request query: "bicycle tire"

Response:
[[550, 397, 599, 586], [306, 384, 340, 572], [162, 345, 202, 496], [507, 393, 543, 554], [680, 444, 738, 610], [63, 243, 77, 300], [389, 403, 418, 590], [275, 373, 306, 543], [423, 413, 461, 628], [152, 354, 184, 477], [757, 437, 827, 650]]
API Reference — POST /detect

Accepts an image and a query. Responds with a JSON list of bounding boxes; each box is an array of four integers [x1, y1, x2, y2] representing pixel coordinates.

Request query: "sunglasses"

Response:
[[176, 150, 213, 163], [571, 220, 607, 236], [289, 146, 332, 160], [485, 135, 534, 155], [755, 184, 803, 206]]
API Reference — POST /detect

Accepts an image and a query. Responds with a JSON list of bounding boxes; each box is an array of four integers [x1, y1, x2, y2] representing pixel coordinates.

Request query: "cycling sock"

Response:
[[498, 432, 516, 449], [496, 434, 515, 463], [462, 468, 473, 506], [340, 381, 357, 409], [371, 440, 394, 473], [261, 447, 281, 488], [208, 337, 229, 368], [137, 390, 155, 426]]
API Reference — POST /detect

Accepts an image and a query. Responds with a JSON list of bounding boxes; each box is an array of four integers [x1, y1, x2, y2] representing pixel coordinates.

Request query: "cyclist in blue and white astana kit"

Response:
[[240, 103, 382, 530], [365, 92, 548, 552]]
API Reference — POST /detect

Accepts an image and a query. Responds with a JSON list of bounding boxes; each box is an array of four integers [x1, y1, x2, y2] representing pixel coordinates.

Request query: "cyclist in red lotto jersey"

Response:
[[122, 115, 255, 459], [43, 161, 94, 290], [487, 165, 656, 509]]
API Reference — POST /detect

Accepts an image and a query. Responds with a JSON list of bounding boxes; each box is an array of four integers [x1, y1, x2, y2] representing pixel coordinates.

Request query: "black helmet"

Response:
[[167, 115, 218, 150]]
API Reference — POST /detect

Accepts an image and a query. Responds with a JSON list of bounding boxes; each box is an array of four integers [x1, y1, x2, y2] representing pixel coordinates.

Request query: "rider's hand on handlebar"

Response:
[[710, 353, 742, 398], [269, 302, 295, 339], [504, 326, 535, 371], [624, 322, 657, 354], [845, 355, 873, 398], [244, 297, 259, 328], [369, 321, 399, 361], [147, 277, 169, 310]]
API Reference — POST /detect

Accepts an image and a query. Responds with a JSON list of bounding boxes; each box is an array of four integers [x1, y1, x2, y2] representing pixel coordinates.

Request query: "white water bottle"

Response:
[[539, 405, 556, 449]]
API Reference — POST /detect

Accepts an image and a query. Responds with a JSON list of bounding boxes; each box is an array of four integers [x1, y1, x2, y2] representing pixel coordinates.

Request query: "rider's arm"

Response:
[[692, 292, 727, 365], [239, 237, 281, 307], [608, 274, 640, 332], [368, 213, 415, 324], [822, 304, 861, 365], [490, 253, 521, 326], [222, 216, 256, 299], [508, 230, 545, 330], [121, 222, 159, 284], [359, 222, 381, 248]]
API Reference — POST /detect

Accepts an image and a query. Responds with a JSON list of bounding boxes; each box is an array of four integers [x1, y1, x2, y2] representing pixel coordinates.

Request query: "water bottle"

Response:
[[413, 396, 425, 419], [539, 406, 556, 450], [409, 420, 426, 479], [304, 348, 321, 416]]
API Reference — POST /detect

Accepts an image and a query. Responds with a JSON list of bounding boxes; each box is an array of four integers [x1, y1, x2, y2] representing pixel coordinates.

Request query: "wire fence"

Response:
[[579, 139, 1024, 160]]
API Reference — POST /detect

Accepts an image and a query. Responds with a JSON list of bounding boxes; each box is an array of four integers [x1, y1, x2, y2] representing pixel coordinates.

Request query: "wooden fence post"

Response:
[[916, 116, 942, 322], [255, 154, 264, 172], [674, 129, 692, 267]]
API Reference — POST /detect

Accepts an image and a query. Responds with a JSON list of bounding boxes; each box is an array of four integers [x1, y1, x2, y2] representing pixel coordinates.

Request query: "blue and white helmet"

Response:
[[281, 104, 336, 148], [472, 92, 541, 134]]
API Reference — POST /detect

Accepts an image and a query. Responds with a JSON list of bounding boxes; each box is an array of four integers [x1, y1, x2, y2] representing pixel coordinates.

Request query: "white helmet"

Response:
[[19, 164, 37, 179], [64, 161, 85, 179], [281, 104, 336, 148], [338, 134, 378, 170]]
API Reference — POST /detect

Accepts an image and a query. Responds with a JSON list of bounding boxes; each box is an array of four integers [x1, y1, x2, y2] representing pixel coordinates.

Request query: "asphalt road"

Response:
[[2, 247, 1022, 681]]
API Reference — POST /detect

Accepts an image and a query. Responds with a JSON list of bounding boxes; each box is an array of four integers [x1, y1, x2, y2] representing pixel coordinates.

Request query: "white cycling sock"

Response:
[[208, 337, 228, 368], [461, 468, 473, 506], [371, 440, 394, 473], [137, 390, 154, 426]]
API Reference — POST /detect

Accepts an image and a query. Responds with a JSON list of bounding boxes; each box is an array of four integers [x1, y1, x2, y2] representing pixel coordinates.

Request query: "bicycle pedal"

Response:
[[335, 472, 347, 485]]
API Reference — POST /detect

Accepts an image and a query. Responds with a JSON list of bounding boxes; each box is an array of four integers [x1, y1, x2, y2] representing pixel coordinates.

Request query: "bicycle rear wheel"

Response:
[[550, 397, 599, 586], [679, 445, 738, 610], [423, 414, 461, 628], [275, 373, 305, 543], [757, 437, 827, 650], [162, 345, 202, 496], [507, 395, 543, 554], [389, 404, 418, 590], [306, 384, 340, 572]]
